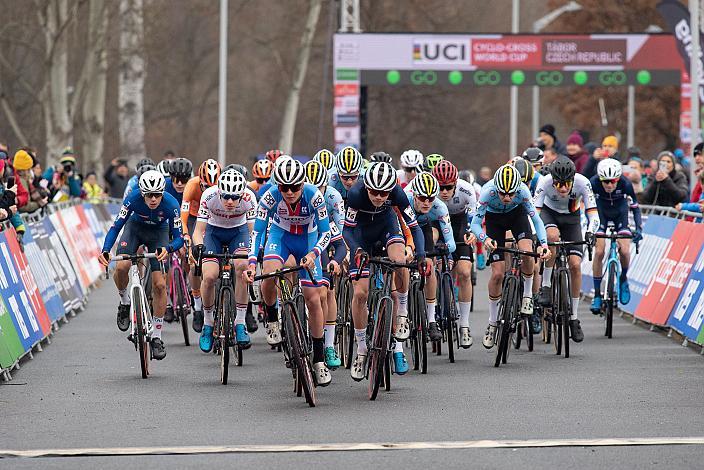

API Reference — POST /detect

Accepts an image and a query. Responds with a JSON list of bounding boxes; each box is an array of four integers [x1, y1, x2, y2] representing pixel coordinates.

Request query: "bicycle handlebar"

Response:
[[548, 239, 593, 261], [247, 265, 318, 300], [194, 251, 247, 276], [595, 233, 639, 254], [491, 246, 542, 259], [105, 252, 161, 279]]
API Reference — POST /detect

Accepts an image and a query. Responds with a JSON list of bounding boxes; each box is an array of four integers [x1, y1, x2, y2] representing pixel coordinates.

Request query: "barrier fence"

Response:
[[580, 204, 704, 351], [0, 200, 120, 381]]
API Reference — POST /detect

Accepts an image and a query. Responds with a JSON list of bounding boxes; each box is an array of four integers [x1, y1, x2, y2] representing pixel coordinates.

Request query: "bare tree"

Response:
[[119, 0, 146, 166]]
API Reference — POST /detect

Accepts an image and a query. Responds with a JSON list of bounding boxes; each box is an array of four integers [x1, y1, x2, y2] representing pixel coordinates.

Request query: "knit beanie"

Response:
[[13, 150, 33, 171], [566, 132, 583, 146], [602, 135, 618, 148], [539, 124, 556, 141]]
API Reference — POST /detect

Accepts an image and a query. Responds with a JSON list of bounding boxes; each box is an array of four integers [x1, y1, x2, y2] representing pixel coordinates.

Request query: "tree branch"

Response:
[[0, 50, 41, 105], [0, 94, 30, 146]]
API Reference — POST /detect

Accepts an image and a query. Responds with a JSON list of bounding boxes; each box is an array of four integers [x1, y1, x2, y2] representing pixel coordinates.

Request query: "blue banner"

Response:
[[0, 232, 44, 351], [83, 203, 106, 248], [667, 245, 704, 343], [21, 227, 66, 322]]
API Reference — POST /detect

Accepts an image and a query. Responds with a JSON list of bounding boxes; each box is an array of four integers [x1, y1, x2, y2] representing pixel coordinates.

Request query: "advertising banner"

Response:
[[0, 298, 25, 368], [82, 203, 107, 248], [72, 205, 102, 283], [668, 244, 704, 344], [22, 226, 66, 322], [49, 210, 91, 290], [634, 220, 694, 324]]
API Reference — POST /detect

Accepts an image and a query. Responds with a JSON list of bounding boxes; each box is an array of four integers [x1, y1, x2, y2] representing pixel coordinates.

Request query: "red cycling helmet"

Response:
[[265, 149, 283, 163], [432, 160, 458, 185]]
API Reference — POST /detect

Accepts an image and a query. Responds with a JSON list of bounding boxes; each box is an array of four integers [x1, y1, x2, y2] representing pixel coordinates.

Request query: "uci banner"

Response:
[[22, 226, 66, 322], [668, 244, 704, 344]]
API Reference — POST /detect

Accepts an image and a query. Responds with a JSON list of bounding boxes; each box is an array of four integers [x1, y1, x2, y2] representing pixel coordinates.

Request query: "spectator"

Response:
[[0, 166, 25, 244], [477, 166, 492, 185], [43, 148, 82, 200], [689, 142, 704, 204], [676, 170, 704, 219], [565, 131, 589, 173], [627, 157, 647, 201], [0, 142, 8, 161], [83, 172, 105, 203], [582, 135, 622, 178], [0, 151, 29, 208], [641, 151, 689, 207], [536, 124, 566, 155], [538, 147, 559, 175], [103, 158, 131, 198], [14, 149, 48, 214]]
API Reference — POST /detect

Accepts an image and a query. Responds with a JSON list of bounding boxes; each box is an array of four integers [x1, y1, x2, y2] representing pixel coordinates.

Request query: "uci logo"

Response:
[[413, 38, 469, 65]]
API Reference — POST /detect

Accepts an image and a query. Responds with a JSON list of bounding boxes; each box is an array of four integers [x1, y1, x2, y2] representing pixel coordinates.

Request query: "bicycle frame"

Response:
[[129, 263, 152, 343], [168, 252, 191, 313]]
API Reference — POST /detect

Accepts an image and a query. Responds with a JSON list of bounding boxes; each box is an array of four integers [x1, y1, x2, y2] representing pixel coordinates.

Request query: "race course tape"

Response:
[[2, 437, 704, 458]]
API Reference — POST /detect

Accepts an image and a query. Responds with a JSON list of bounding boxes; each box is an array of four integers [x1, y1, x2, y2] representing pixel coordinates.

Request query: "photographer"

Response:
[[14, 149, 49, 214], [43, 147, 82, 201], [641, 151, 689, 208]]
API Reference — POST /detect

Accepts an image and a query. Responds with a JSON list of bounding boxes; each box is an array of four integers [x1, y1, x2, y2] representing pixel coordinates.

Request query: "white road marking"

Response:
[[2, 437, 704, 458]]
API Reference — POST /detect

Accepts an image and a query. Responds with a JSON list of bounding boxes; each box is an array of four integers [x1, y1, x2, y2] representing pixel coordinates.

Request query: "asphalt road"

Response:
[[1, 272, 703, 469]]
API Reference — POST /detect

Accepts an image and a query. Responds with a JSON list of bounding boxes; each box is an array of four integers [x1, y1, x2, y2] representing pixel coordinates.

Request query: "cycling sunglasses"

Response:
[[552, 180, 573, 189], [279, 183, 302, 193], [417, 195, 435, 203], [220, 193, 241, 201], [403, 166, 417, 173], [439, 184, 455, 191], [601, 178, 618, 185], [367, 188, 390, 197], [256, 178, 268, 184], [498, 191, 515, 199], [340, 174, 359, 181], [144, 192, 163, 199], [172, 176, 190, 184]]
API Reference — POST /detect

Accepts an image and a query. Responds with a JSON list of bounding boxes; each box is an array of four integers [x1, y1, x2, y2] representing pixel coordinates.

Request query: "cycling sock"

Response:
[[312, 336, 325, 363], [397, 291, 408, 316], [203, 306, 215, 327], [394, 340, 403, 353], [593, 276, 602, 296], [119, 289, 130, 305], [355, 328, 367, 354], [459, 301, 471, 328], [324, 322, 336, 348], [235, 303, 247, 325], [570, 298, 579, 320], [193, 295, 202, 310], [266, 303, 278, 322], [620, 268, 628, 283], [426, 299, 436, 324], [542, 267, 553, 287], [522, 274, 533, 297], [152, 317, 163, 339], [488, 296, 500, 325]]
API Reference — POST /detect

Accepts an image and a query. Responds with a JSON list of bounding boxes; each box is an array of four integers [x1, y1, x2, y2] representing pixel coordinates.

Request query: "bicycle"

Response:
[[543, 240, 591, 358], [426, 247, 458, 363], [408, 270, 427, 374], [168, 250, 191, 346], [195, 250, 248, 385], [250, 266, 318, 407], [106, 252, 160, 379], [595, 230, 638, 339], [491, 246, 541, 368], [335, 269, 355, 369]]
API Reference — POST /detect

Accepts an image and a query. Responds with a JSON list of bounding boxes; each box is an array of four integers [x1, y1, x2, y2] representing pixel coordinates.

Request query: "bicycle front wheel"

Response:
[[133, 291, 149, 379], [605, 262, 616, 339], [495, 276, 518, 367], [441, 273, 456, 364], [284, 301, 316, 407], [369, 296, 393, 400], [219, 288, 232, 385], [175, 269, 190, 346]]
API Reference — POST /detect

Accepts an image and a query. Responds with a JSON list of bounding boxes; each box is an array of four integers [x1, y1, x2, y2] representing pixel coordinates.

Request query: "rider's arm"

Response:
[[532, 175, 548, 213], [470, 186, 490, 242], [581, 178, 601, 234], [102, 195, 136, 252], [193, 192, 210, 245], [436, 202, 456, 253], [393, 185, 425, 257], [393, 206, 415, 252], [311, 190, 332, 258], [166, 205, 185, 253], [329, 188, 345, 233], [248, 190, 276, 266], [329, 225, 348, 263], [342, 196, 362, 256], [180, 179, 197, 234], [520, 187, 548, 245]]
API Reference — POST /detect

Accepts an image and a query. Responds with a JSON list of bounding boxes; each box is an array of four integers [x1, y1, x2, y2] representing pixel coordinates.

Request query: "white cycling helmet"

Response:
[[363, 162, 396, 192], [597, 158, 622, 180], [400, 149, 424, 170], [139, 170, 166, 194], [313, 149, 335, 170], [493, 164, 521, 194], [156, 159, 172, 177], [273, 157, 306, 185], [218, 169, 247, 196]]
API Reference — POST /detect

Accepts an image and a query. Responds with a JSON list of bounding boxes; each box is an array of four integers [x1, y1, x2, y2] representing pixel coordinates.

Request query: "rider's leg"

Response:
[[114, 260, 131, 302], [151, 271, 167, 338], [424, 263, 437, 324], [568, 254, 582, 320], [351, 277, 369, 354], [592, 237, 606, 294], [234, 257, 249, 327], [454, 259, 472, 325], [488, 260, 505, 325], [200, 261, 220, 327], [617, 238, 631, 281], [541, 226, 560, 287]]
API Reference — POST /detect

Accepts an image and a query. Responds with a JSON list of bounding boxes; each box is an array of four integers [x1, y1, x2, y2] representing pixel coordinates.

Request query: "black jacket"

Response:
[[641, 169, 689, 207]]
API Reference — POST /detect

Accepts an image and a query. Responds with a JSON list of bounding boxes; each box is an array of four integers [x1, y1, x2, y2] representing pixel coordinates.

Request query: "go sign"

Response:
[[473, 71, 501, 86], [410, 71, 438, 85], [598, 71, 627, 85], [535, 71, 564, 86]]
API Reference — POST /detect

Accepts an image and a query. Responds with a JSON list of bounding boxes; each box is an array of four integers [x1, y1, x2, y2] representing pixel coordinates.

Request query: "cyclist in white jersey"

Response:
[[191, 170, 257, 352], [397, 149, 424, 189], [533, 157, 599, 343]]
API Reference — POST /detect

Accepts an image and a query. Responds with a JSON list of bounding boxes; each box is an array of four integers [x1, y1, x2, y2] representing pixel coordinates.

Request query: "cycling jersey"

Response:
[[533, 173, 599, 234], [437, 178, 476, 221], [470, 181, 547, 245], [123, 175, 138, 199], [165, 177, 184, 205], [404, 190, 455, 253], [103, 190, 184, 254], [589, 174, 642, 234], [197, 186, 257, 229], [328, 168, 365, 200], [528, 172, 543, 196], [323, 186, 345, 233], [396, 169, 414, 188], [180, 176, 204, 231]]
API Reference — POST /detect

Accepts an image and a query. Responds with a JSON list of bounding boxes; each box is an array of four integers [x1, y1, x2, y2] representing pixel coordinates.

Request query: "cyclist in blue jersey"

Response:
[[98, 170, 185, 360], [404, 172, 456, 342], [243, 158, 333, 386], [305, 160, 347, 369], [328, 146, 364, 200], [470, 165, 550, 350], [344, 162, 430, 380], [589, 159, 643, 312]]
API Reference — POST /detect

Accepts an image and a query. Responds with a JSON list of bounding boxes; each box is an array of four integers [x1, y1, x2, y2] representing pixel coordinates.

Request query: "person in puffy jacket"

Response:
[[641, 151, 689, 208]]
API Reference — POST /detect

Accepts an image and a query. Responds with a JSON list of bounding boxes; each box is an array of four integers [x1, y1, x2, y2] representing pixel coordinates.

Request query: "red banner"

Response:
[[50, 211, 91, 290], [471, 38, 541, 68]]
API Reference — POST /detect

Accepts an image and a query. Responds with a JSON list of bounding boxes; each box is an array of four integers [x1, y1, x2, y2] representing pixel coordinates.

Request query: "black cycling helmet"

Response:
[[369, 151, 392, 164], [136, 163, 156, 177], [226, 163, 249, 180], [521, 147, 544, 163], [550, 156, 576, 183], [169, 158, 193, 178], [136, 158, 155, 171]]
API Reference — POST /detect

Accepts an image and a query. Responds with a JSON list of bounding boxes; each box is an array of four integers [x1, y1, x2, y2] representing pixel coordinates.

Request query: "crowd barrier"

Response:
[[580, 204, 704, 351], [0, 200, 120, 381]]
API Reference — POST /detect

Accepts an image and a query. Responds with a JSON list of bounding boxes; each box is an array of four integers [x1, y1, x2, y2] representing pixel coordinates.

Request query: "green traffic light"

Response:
[[387, 70, 400, 85], [511, 70, 525, 85], [573, 71, 588, 85], [448, 71, 463, 85], [637, 70, 652, 85]]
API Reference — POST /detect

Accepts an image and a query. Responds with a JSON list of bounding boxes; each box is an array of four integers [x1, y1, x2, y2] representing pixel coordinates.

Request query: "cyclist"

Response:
[[255, 154, 292, 198], [157, 159, 172, 177], [534, 157, 599, 343], [369, 151, 392, 164], [191, 170, 257, 352], [432, 160, 477, 348], [248, 159, 273, 194], [243, 158, 333, 386], [98, 170, 185, 360], [404, 172, 457, 343], [470, 164, 550, 349], [228, 163, 249, 180], [265, 149, 283, 164], [123, 158, 156, 198], [328, 146, 364, 200], [343, 161, 429, 380], [181, 159, 221, 332], [397, 149, 423, 188], [423, 153, 444, 172], [589, 159, 643, 312], [314, 149, 335, 171], [305, 160, 347, 369]]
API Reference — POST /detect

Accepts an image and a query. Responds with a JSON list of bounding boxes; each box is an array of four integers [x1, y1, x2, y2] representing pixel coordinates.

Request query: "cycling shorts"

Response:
[[116, 220, 169, 271], [485, 206, 533, 265], [539, 206, 584, 258], [596, 207, 631, 236], [203, 224, 250, 263], [263, 225, 322, 288], [450, 213, 473, 263], [348, 211, 404, 279]]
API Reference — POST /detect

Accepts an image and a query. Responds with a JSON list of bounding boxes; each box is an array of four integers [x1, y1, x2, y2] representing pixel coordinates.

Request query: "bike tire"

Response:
[[552, 276, 562, 355], [494, 276, 517, 367], [369, 296, 392, 401], [559, 270, 570, 358], [133, 291, 149, 379], [219, 288, 232, 385], [513, 318, 523, 350], [606, 262, 615, 339], [384, 350, 391, 392], [342, 278, 355, 369], [409, 279, 420, 371], [175, 270, 190, 346], [442, 274, 456, 364], [284, 301, 316, 407], [527, 319, 534, 352]]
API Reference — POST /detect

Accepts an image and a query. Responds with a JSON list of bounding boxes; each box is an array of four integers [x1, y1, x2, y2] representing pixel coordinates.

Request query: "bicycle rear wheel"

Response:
[[552, 276, 562, 355], [495, 276, 518, 367], [369, 296, 392, 400], [410, 283, 428, 374], [133, 292, 149, 379], [284, 301, 316, 407], [559, 270, 571, 358], [605, 263, 616, 339], [175, 269, 190, 346], [526, 318, 534, 352], [219, 288, 232, 385]]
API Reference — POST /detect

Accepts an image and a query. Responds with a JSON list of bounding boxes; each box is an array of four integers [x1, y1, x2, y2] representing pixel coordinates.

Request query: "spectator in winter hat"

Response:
[[14, 149, 48, 213], [582, 135, 622, 179], [641, 151, 689, 208], [565, 131, 589, 174], [537, 124, 566, 155]]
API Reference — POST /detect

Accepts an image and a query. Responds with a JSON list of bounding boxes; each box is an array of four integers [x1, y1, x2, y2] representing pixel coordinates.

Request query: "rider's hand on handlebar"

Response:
[[633, 230, 643, 244], [354, 249, 368, 269], [98, 251, 111, 268], [242, 267, 255, 284], [328, 260, 341, 276], [464, 232, 476, 246], [484, 237, 497, 251], [418, 257, 432, 277], [301, 252, 317, 270], [156, 247, 169, 262], [539, 244, 551, 261], [585, 231, 595, 247]]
